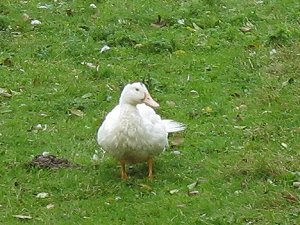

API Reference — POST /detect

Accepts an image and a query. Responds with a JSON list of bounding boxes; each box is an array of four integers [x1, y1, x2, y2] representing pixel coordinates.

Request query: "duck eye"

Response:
[[135, 88, 140, 91]]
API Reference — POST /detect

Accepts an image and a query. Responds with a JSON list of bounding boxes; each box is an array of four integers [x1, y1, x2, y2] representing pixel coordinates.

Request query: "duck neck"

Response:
[[119, 103, 138, 117]]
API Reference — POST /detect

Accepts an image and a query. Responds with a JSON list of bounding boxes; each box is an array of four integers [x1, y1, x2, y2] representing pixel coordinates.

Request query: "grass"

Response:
[[1, 0, 300, 224]]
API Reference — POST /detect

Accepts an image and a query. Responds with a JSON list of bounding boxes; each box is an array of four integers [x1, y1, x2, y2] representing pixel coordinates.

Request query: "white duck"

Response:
[[97, 82, 185, 179]]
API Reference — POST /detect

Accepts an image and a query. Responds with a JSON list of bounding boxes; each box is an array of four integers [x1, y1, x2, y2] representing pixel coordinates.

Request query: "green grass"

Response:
[[1, 0, 300, 224]]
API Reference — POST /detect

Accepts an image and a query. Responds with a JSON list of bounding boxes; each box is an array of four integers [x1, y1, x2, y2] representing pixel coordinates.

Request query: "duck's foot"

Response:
[[147, 158, 154, 179], [120, 160, 128, 180]]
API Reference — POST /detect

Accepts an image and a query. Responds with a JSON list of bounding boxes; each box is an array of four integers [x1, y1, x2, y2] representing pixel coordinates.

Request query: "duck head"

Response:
[[119, 82, 159, 108]]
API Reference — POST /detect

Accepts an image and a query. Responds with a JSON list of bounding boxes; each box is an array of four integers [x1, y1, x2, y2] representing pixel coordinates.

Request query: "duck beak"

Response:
[[143, 93, 160, 108]]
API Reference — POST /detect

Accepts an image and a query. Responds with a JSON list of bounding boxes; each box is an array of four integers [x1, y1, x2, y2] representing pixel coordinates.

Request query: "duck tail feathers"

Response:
[[163, 120, 186, 133]]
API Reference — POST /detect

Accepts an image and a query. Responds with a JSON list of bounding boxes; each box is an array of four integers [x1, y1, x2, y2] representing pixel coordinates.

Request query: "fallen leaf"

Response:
[[81, 93, 93, 99], [37, 3, 52, 9], [13, 215, 32, 220], [22, 13, 30, 21], [81, 62, 99, 70], [0, 88, 12, 97], [293, 182, 300, 188], [177, 19, 185, 25], [42, 151, 50, 156], [188, 190, 199, 196], [240, 26, 252, 33], [283, 193, 298, 202], [169, 189, 179, 195], [100, 45, 110, 53], [282, 78, 294, 87], [234, 125, 247, 130], [92, 154, 99, 161], [46, 203, 54, 209], [36, 192, 49, 198], [281, 142, 288, 149], [190, 90, 199, 97], [69, 108, 84, 117], [202, 106, 213, 113], [34, 124, 47, 131], [134, 43, 143, 48], [187, 181, 198, 190], [31, 19, 42, 25], [269, 48, 277, 56], [139, 184, 152, 191], [172, 150, 181, 155], [89, 3, 97, 9], [192, 22, 200, 30]]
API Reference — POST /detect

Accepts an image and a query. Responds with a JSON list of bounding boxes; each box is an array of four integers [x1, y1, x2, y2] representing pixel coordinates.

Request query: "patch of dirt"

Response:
[[27, 154, 80, 169]]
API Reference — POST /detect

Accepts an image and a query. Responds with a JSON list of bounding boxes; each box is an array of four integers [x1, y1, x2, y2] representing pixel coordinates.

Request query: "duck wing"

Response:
[[136, 104, 185, 133], [97, 105, 120, 145]]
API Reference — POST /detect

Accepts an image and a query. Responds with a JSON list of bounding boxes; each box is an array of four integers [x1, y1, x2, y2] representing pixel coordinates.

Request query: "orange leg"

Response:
[[120, 160, 128, 180], [147, 158, 154, 179]]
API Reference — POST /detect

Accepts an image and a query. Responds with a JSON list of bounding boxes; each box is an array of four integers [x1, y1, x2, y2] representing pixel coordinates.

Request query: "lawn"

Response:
[[0, 0, 299, 224]]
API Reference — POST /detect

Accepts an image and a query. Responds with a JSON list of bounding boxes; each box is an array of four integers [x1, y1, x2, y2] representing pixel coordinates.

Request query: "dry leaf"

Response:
[[81, 93, 93, 99], [34, 124, 47, 131], [31, 19, 42, 25], [190, 90, 199, 98], [69, 108, 84, 117], [240, 26, 252, 33], [13, 215, 32, 219], [134, 43, 143, 48], [269, 48, 277, 56], [139, 184, 152, 191], [234, 125, 247, 130], [169, 189, 179, 195], [100, 45, 110, 53], [0, 88, 12, 97], [283, 193, 298, 202], [192, 22, 200, 30], [292, 182, 300, 188], [202, 106, 213, 113], [36, 192, 49, 198], [22, 13, 30, 21], [177, 19, 185, 25], [281, 142, 288, 149], [92, 154, 99, 161], [172, 150, 181, 155], [46, 203, 55, 209], [89, 3, 97, 9], [187, 181, 198, 190], [188, 190, 199, 196]]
